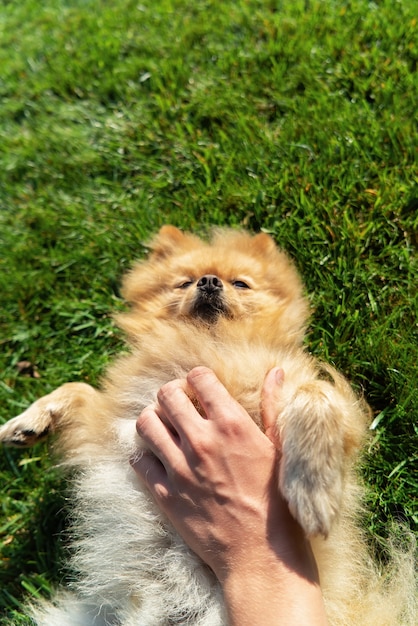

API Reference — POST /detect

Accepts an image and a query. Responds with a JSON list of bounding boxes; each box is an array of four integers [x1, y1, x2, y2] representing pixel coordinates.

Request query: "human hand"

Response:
[[131, 367, 327, 625]]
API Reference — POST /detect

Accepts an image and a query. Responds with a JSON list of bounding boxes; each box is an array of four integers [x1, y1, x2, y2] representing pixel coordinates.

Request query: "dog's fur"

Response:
[[0, 226, 415, 625]]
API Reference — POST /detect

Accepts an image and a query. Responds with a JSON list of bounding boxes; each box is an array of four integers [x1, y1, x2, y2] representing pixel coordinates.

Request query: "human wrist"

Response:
[[219, 536, 327, 625], [222, 559, 326, 626]]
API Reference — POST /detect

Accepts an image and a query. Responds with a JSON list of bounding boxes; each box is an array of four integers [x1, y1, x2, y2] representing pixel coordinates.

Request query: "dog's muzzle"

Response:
[[191, 275, 228, 322]]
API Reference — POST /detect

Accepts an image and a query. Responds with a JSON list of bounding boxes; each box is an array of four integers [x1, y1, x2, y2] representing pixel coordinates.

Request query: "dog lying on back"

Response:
[[0, 226, 415, 625]]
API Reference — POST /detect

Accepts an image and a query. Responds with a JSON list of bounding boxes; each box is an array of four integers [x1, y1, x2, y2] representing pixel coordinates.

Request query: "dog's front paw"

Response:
[[277, 381, 348, 537], [279, 453, 342, 537], [0, 382, 101, 450], [0, 405, 52, 447]]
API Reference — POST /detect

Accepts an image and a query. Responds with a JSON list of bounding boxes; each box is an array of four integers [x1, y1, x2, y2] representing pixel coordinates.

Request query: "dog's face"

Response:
[[120, 226, 309, 345], [174, 272, 247, 323]]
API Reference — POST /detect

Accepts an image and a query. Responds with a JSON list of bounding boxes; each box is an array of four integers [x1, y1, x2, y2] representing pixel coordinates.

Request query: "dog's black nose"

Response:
[[197, 275, 223, 293]]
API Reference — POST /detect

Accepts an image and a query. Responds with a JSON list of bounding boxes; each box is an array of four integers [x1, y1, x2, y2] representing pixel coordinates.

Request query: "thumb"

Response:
[[261, 368, 284, 444]]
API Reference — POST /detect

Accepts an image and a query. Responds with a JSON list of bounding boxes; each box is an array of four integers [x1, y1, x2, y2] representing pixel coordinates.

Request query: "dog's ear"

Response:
[[250, 232, 277, 255], [148, 226, 200, 260]]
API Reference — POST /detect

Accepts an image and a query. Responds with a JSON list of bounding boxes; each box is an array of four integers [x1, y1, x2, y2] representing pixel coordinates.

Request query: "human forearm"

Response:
[[216, 495, 327, 626], [222, 547, 327, 626]]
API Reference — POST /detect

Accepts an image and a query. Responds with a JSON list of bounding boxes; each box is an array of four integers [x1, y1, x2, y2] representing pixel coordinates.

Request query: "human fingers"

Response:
[[261, 367, 284, 444], [155, 377, 204, 438], [130, 449, 170, 500], [186, 366, 247, 423], [136, 405, 181, 469]]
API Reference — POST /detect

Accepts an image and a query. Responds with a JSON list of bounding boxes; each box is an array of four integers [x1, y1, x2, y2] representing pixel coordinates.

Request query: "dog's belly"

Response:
[[61, 457, 226, 626]]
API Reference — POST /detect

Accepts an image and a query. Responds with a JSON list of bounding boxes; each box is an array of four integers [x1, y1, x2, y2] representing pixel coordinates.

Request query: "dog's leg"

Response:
[[277, 372, 366, 538], [0, 383, 100, 448]]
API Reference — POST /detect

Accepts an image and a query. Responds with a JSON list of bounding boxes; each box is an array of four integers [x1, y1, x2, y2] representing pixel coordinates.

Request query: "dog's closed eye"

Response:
[[176, 280, 194, 289], [231, 280, 251, 289]]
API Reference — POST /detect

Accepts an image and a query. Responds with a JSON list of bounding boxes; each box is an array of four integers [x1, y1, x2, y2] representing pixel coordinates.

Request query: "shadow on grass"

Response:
[[0, 450, 70, 623]]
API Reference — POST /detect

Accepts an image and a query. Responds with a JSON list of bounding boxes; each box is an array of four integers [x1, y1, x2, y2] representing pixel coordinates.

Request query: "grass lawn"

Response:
[[0, 0, 416, 621]]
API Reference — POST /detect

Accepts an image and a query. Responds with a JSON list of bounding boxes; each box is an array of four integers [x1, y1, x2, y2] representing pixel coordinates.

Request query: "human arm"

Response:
[[131, 366, 328, 625]]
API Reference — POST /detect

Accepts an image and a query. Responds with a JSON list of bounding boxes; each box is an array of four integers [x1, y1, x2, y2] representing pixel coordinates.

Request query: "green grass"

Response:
[[0, 0, 417, 621]]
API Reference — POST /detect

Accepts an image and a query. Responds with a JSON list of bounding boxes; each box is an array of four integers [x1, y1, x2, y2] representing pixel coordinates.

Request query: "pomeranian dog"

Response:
[[0, 226, 415, 625]]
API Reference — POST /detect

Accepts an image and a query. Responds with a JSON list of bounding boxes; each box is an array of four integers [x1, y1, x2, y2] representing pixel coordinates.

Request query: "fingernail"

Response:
[[275, 368, 285, 385]]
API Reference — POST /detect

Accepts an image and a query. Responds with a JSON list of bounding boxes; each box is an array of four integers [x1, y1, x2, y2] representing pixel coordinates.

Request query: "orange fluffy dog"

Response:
[[0, 226, 414, 625]]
